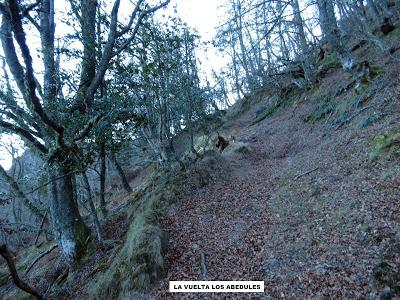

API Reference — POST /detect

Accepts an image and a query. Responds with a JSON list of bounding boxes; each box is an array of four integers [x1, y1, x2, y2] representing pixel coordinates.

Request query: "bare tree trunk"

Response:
[[98, 142, 107, 218], [348, 2, 400, 62], [48, 165, 90, 265], [276, 0, 290, 62], [109, 152, 133, 194], [317, 0, 355, 70], [235, 0, 253, 90], [82, 172, 102, 241], [158, 97, 171, 163], [231, 46, 243, 99], [292, 0, 315, 86]]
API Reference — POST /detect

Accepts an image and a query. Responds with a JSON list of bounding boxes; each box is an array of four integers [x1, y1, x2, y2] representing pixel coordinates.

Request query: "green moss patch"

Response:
[[369, 64, 385, 78], [317, 53, 341, 77], [86, 183, 168, 299], [252, 104, 281, 124], [252, 86, 301, 125], [303, 95, 334, 123], [370, 124, 400, 160]]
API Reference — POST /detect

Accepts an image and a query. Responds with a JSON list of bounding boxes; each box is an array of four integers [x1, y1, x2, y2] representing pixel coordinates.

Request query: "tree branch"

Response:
[[113, 0, 171, 56], [0, 90, 43, 137], [82, 0, 121, 102], [0, 120, 48, 154], [84, 0, 170, 103], [6, 0, 64, 135], [0, 244, 43, 299], [0, 110, 41, 139], [0, 164, 45, 219], [25, 244, 58, 275], [116, 0, 145, 37], [0, 15, 27, 97], [73, 113, 104, 142]]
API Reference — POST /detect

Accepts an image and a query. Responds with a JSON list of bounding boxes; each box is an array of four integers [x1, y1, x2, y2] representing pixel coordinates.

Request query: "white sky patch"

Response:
[[175, 0, 221, 40], [0, 135, 24, 170], [173, 0, 230, 83]]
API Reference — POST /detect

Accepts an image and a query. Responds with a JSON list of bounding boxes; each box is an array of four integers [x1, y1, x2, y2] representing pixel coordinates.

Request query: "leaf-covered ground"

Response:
[[152, 70, 400, 299]]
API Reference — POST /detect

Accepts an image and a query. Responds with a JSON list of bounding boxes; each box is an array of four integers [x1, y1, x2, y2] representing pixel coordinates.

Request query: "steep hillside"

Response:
[[73, 27, 400, 299], [1, 22, 400, 300], [149, 37, 400, 298]]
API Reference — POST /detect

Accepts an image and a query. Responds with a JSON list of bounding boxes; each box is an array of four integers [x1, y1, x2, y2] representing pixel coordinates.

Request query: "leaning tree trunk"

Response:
[[48, 164, 90, 265], [292, 0, 315, 86], [109, 152, 133, 194], [98, 142, 107, 218], [82, 172, 102, 241]]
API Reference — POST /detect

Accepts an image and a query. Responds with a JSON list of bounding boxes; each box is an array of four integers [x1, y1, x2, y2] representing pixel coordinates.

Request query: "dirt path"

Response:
[[152, 98, 400, 299]]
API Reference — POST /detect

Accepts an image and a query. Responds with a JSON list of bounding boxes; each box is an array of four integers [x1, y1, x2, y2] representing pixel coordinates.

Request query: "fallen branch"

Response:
[[0, 222, 53, 236], [54, 267, 69, 285], [200, 252, 207, 278], [334, 105, 373, 130], [294, 167, 319, 180], [0, 244, 43, 299], [25, 244, 58, 275], [25, 171, 77, 195], [34, 210, 48, 246], [45, 267, 69, 296]]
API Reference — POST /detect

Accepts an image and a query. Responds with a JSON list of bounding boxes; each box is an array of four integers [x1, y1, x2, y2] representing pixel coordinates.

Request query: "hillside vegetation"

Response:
[[0, 1, 400, 299]]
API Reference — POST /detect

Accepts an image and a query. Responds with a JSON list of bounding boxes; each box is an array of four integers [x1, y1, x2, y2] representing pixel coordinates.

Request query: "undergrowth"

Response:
[[370, 124, 400, 160], [86, 151, 230, 299], [252, 85, 302, 125], [317, 53, 341, 77], [303, 94, 334, 123]]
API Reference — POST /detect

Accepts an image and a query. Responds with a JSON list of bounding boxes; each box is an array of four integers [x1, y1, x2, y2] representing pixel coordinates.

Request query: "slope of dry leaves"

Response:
[[2, 45, 400, 300], [152, 67, 400, 299]]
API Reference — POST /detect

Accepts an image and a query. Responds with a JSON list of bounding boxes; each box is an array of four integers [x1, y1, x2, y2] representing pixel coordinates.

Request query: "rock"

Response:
[[192, 243, 199, 251]]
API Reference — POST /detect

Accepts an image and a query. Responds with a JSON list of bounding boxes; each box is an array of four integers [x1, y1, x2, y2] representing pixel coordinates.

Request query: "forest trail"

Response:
[[152, 87, 400, 299]]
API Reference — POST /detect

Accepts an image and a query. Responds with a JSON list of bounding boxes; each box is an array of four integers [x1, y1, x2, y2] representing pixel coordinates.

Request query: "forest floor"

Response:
[[151, 64, 400, 299]]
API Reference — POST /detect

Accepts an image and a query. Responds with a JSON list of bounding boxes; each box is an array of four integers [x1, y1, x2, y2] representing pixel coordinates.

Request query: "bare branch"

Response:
[[6, 0, 64, 135], [84, 0, 170, 102], [0, 109, 41, 139], [113, 0, 171, 56], [73, 113, 104, 142], [117, 0, 145, 37], [25, 244, 58, 275], [82, 0, 121, 102], [21, 0, 41, 17], [0, 244, 43, 299], [0, 119, 48, 154]]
